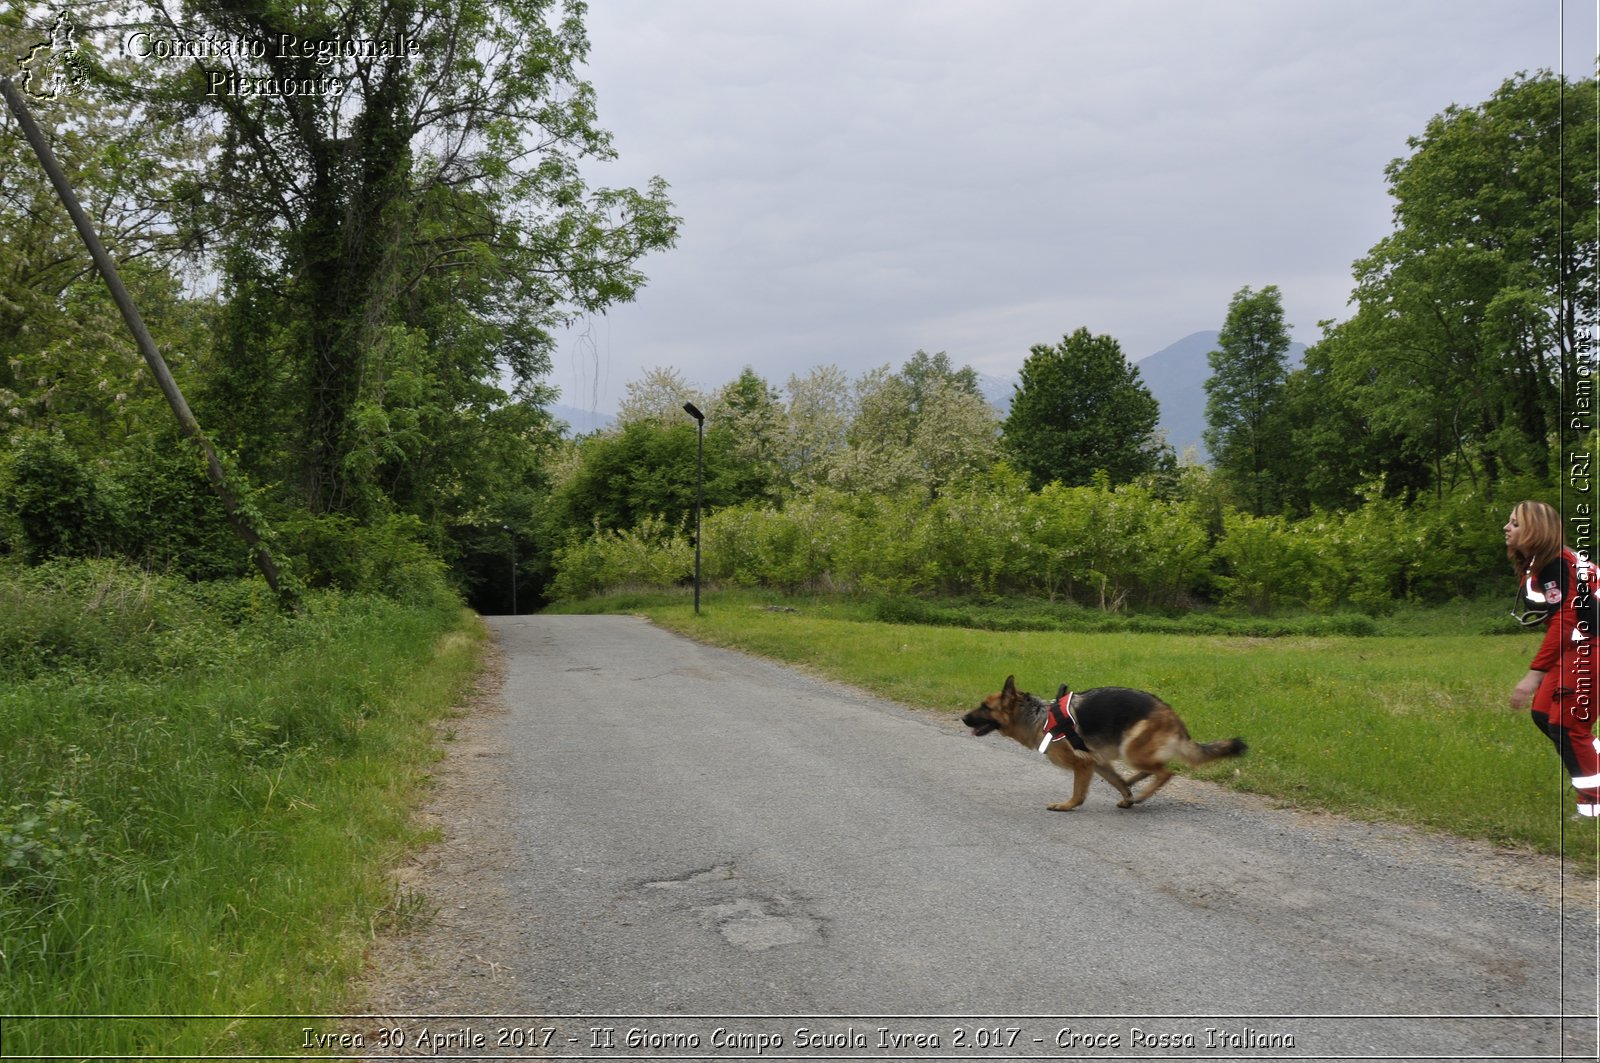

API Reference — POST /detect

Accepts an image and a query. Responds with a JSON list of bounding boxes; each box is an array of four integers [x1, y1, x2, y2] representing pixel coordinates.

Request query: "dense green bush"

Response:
[[275, 511, 455, 607], [1, 431, 253, 581], [832, 489, 935, 593], [114, 439, 253, 581], [2, 432, 124, 562], [0, 558, 282, 681], [546, 465, 1528, 617], [549, 515, 694, 600], [922, 477, 1031, 595], [1213, 511, 1318, 613], [1021, 476, 1212, 608], [703, 494, 844, 592]]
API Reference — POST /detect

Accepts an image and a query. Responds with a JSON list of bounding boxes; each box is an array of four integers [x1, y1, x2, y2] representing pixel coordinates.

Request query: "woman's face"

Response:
[[1504, 508, 1526, 552]]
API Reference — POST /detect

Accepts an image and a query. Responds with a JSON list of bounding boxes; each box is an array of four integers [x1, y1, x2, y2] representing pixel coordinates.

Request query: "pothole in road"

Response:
[[645, 865, 738, 891], [643, 864, 824, 951]]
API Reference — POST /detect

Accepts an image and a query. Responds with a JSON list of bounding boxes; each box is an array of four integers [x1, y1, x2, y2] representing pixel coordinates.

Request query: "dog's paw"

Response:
[[1046, 801, 1082, 812], [1116, 798, 1135, 809]]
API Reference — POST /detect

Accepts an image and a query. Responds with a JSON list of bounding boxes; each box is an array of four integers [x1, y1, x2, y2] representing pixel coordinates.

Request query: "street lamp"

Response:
[[682, 401, 705, 614], [501, 524, 517, 616]]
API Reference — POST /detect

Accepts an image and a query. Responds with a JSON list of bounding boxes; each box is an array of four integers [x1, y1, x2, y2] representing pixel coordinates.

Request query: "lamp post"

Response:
[[682, 401, 705, 614], [502, 524, 517, 616]]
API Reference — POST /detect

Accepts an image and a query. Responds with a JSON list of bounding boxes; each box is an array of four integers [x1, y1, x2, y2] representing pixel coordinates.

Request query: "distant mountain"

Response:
[[976, 371, 1018, 413], [1135, 331, 1223, 461], [976, 332, 1306, 463], [548, 404, 615, 436], [1135, 330, 1306, 462]]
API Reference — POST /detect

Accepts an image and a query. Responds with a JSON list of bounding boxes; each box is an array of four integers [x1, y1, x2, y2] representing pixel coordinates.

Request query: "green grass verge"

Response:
[[0, 560, 483, 1056], [559, 589, 1589, 866], [546, 587, 1524, 638]]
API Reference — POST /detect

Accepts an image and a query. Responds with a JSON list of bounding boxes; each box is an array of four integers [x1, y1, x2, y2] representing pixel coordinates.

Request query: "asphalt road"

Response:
[[370, 614, 1600, 1060]]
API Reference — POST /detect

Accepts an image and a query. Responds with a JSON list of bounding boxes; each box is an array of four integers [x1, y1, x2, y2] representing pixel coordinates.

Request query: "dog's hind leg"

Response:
[[1047, 762, 1095, 811], [1091, 762, 1136, 808], [1130, 768, 1175, 804]]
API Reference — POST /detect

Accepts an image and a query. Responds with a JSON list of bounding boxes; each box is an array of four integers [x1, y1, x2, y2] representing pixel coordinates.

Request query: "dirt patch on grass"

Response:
[[350, 635, 536, 1034]]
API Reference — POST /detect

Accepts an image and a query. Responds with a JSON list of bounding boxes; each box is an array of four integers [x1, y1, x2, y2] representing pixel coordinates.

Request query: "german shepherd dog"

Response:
[[962, 675, 1246, 810]]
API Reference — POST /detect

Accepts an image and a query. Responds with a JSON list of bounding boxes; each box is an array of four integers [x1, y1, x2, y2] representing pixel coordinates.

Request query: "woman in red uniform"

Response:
[[1506, 500, 1599, 817]]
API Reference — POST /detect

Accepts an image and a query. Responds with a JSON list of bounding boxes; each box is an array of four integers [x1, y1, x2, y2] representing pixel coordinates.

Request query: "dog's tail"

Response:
[[1178, 736, 1247, 766]]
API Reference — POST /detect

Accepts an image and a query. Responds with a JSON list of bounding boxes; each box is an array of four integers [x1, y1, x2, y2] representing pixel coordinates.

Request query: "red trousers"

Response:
[[1533, 636, 1600, 815]]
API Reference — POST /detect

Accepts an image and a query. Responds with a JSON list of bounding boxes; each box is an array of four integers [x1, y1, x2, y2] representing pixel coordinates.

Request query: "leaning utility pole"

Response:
[[1, 75, 298, 607]]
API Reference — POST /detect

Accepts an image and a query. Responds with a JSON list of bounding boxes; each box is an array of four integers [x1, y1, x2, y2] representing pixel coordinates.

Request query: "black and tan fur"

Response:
[[961, 675, 1246, 810]]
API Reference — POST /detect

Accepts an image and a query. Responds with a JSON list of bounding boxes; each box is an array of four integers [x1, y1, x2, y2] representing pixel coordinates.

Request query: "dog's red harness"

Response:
[[1038, 690, 1088, 754]]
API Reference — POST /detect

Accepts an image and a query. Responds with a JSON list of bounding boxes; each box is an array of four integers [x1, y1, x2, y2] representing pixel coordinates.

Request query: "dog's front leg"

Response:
[[1047, 761, 1094, 811]]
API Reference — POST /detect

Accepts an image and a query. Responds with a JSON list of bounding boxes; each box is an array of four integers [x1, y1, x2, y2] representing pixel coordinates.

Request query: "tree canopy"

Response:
[[1205, 285, 1293, 515], [1001, 328, 1164, 489], [134, 0, 680, 518], [4, 24, 1592, 613], [1288, 70, 1596, 501], [0, 0, 680, 609]]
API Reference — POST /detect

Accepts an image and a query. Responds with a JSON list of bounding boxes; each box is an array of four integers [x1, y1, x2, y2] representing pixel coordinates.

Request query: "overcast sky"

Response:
[[552, 1, 1597, 416]]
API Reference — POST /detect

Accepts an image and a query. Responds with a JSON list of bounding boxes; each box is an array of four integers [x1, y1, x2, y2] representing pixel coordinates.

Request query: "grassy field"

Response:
[[0, 561, 483, 1057], [554, 590, 1591, 863], [5, 570, 1585, 1055]]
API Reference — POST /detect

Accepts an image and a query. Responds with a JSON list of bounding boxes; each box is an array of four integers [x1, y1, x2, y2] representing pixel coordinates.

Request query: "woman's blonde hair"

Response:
[[1508, 500, 1565, 575]]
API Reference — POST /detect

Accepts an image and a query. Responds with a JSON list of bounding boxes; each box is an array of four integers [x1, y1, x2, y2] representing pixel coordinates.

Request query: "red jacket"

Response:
[[1527, 548, 1598, 673]]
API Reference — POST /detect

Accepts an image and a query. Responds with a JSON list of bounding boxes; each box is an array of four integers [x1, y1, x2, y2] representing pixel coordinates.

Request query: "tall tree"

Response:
[[121, 0, 679, 516], [616, 366, 704, 425], [837, 355, 996, 496], [907, 380, 999, 494], [825, 355, 998, 496], [1305, 71, 1597, 497], [708, 367, 784, 499], [0, 41, 208, 453], [899, 349, 981, 411], [1204, 284, 1293, 515], [778, 365, 854, 489], [1001, 328, 1161, 488]]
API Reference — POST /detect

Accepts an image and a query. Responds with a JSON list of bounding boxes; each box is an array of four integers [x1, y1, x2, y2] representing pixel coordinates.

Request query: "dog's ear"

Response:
[[1003, 675, 1016, 696]]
